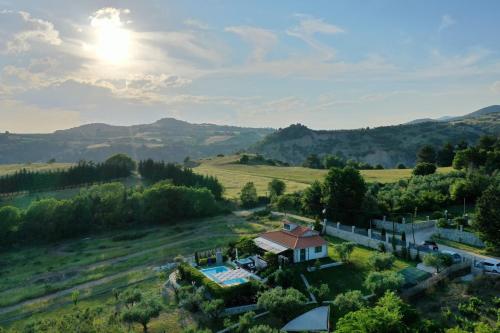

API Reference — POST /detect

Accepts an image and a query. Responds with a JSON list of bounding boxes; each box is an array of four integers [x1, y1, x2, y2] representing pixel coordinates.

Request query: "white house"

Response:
[[254, 221, 328, 263]]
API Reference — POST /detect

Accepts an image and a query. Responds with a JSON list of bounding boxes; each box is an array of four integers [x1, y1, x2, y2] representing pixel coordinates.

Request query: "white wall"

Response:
[[293, 244, 327, 262]]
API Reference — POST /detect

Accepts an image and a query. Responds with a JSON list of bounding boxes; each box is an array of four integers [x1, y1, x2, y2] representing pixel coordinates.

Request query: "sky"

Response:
[[0, 0, 499, 133]]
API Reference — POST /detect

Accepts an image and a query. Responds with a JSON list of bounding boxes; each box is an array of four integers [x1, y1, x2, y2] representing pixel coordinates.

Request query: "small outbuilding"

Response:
[[281, 305, 330, 332]]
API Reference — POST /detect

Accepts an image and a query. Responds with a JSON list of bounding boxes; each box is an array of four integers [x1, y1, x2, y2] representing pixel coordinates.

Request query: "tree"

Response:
[[303, 154, 322, 169], [248, 325, 281, 333], [275, 194, 297, 213], [240, 182, 258, 208], [473, 184, 500, 250], [333, 242, 355, 263], [396, 163, 406, 169], [323, 167, 367, 224], [239, 154, 250, 164], [309, 283, 330, 303], [333, 290, 366, 317], [336, 291, 410, 333], [119, 288, 142, 309], [0, 206, 21, 245], [105, 153, 136, 174], [182, 326, 212, 333], [368, 252, 395, 271], [236, 311, 255, 333], [268, 179, 286, 198], [257, 287, 307, 321], [324, 155, 346, 169], [121, 294, 163, 333], [201, 299, 224, 321], [417, 145, 436, 164], [363, 271, 404, 296], [422, 253, 453, 273], [301, 181, 323, 218], [437, 142, 455, 167], [412, 162, 437, 176]]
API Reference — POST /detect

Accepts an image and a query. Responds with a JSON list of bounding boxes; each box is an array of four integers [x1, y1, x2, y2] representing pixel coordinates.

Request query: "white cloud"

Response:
[[491, 81, 500, 94], [184, 18, 210, 30], [439, 14, 456, 32], [2, 10, 61, 53], [89, 7, 130, 28], [287, 14, 344, 59], [225, 26, 277, 62]]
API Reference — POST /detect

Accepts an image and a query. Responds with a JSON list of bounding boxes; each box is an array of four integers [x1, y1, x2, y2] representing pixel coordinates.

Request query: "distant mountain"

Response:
[[0, 118, 274, 164], [252, 108, 500, 167], [405, 105, 500, 124]]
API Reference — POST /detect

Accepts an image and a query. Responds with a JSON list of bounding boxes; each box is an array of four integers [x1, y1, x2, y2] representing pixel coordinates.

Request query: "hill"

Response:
[[252, 108, 500, 167], [194, 155, 453, 198], [0, 118, 274, 164]]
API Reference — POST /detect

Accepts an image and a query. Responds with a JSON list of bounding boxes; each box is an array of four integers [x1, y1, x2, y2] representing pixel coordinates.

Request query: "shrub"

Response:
[[368, 252, 395, 271], [333, 290, 366, 317], [378, 242, 386, 253], [257, 287, 307, 321], [364, 271, 404, 296], [334, 242, 356, 263], [412, 162, 437, 176], [422, 253, 453, 273], [437, 218, 448, 228]]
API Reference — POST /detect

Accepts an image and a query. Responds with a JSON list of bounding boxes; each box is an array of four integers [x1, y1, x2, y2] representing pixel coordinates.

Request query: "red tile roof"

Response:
[[259, 226, 326, 250]]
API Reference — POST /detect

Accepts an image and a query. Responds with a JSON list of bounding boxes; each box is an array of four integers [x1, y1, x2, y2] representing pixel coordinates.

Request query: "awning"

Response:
[[281, 306, 330, 332], [254, 237, 289, 254]]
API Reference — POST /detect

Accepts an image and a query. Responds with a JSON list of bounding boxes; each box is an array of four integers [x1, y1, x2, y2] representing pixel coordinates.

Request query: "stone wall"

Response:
[[435, 227, 485, 247]]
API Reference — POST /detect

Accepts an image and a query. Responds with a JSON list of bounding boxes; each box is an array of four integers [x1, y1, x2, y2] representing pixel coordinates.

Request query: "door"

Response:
[[300, 249, 306, 262]]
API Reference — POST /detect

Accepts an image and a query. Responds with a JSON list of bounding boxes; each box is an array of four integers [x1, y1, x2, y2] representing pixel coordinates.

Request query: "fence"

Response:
[[434, 228, 485, 248], [373, 218, 436, 233]]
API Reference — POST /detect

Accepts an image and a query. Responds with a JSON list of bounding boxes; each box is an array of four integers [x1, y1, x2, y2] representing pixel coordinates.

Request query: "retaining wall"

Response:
[[435, 228, 485, 247]]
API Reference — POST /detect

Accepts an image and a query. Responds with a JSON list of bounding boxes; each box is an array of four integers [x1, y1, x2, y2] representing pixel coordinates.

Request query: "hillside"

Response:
[[0, 119, 274, 164], [252, 108, 500, 167], [194, 155, 453, 198]]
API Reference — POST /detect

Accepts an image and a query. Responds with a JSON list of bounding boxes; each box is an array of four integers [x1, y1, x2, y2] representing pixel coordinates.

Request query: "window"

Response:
[[315, 246, 322, 253]]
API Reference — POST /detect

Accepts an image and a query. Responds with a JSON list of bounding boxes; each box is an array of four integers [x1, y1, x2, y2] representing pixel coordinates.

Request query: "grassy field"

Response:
[[0, 163, 73, 176], [194, 155, 453, 198], [0, 213, 282, 330]]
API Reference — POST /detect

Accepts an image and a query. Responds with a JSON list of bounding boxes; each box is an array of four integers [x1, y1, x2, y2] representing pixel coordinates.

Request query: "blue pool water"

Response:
[[200, 266, 248, 286]]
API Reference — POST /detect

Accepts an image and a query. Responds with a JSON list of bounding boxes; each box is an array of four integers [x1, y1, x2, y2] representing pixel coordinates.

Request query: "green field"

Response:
[[0, 214, 282, 330], [194, 155, 453, 198], [0, 163, 73, 176]]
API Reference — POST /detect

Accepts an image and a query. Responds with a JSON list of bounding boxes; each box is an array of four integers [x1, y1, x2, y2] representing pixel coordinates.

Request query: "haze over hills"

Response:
[[252, 106, 500, 167], [0, 118, 274, 164], [405, 105, 500, 125], [0, 106, 498, 166]]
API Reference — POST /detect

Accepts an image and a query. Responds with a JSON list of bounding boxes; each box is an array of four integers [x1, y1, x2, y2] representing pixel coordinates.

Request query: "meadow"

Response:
[[194, 155, 453, 198], [0, 213, 283, 330], [0, 163, 73, 176]]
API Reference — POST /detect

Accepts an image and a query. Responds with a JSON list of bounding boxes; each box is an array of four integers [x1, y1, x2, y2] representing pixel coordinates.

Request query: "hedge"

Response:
[[178, 263, 263, 306]]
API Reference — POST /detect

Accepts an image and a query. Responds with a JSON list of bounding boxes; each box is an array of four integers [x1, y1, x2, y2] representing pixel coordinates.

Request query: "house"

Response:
[[254, 221, 328, 263]]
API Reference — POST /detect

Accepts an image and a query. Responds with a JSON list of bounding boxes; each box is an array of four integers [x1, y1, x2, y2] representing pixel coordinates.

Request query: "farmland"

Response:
[[194, 155, 453, 198]]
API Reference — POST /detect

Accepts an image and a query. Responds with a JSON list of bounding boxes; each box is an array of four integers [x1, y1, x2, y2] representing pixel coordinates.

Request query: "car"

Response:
[[441, 250, 462, 263], [420, 240, 439, 251], [477, 259, 500, 274]]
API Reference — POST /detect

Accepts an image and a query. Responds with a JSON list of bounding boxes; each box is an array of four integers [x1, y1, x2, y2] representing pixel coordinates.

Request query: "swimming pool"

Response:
[[200, 266, 249, 286]]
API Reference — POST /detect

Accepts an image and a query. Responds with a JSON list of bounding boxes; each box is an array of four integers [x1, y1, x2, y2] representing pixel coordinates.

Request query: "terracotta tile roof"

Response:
[[259, 227, 326, 250]]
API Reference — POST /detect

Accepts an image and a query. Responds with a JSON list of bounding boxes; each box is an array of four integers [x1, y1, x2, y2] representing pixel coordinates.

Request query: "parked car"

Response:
[[441, 250, 462, 263], [477, 259, 500, 274], [420, 240, 439, 251]]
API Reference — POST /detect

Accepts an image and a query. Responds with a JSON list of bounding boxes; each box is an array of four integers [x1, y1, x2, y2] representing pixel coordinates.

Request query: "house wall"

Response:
[[293, 244, 327, 263]]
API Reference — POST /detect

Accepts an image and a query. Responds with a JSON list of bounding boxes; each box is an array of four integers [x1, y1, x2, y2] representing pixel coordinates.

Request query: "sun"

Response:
[[94, 21, 131, 64], [88, 8, 132, 65]]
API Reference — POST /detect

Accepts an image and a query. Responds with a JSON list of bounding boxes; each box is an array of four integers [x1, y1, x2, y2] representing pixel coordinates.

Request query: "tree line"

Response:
[[138, 159, 224, 200], [0, 181, 220, 249], [0, 154, 136, 194]]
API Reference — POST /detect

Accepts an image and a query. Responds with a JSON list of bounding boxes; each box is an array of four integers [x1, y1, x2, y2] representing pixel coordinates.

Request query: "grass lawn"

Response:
[[194, 155, 453, 198], [431, 236, 494, 256], [303, 236, 414, 299], [0, 163, 73, 176]]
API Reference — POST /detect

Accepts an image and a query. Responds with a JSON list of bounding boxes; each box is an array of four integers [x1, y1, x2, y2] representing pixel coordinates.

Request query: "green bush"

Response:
[[368, 252, 395, 271]]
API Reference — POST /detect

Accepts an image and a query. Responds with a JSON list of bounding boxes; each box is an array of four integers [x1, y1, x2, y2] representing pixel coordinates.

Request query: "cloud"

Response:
[[184, 18, 210, 30], [225, 25, 277, 62], [1, 10, 61, 53], [89, 7, 130, 28], [491, 81, 500, 94], [439, 14, 456, 32], [287, 14, 344, 59]]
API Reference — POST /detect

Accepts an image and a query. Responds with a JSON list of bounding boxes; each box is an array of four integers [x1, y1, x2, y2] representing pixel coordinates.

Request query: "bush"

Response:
[[257, 287, 307, 321], [333, 290, 366, 316], [422, 253, 453, 273], [412, 162, 437, 176], [437, 218, 448, 228], [368, 252, 395, 271], [364, 271, 404, 296], [378, 242, 386, 253]]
